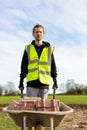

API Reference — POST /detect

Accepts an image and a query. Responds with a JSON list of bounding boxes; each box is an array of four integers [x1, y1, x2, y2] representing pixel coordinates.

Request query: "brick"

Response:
[[7, 100, 18, 110], [36, 99, 60, 111], [7, 97, 60, 112]]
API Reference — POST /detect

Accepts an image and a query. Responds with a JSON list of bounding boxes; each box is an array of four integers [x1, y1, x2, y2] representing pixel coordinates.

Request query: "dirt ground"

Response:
[[0, 104, 87, 130], [56, 104, 87, 130]]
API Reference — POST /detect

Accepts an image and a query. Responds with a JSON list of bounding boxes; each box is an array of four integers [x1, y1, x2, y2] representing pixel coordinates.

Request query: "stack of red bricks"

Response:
[[36, 99, 59, 111], [7, 97, 60, 111]]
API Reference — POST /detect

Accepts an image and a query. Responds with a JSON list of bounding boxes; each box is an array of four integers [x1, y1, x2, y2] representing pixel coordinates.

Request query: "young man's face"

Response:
[[33, 27, 44, 41]]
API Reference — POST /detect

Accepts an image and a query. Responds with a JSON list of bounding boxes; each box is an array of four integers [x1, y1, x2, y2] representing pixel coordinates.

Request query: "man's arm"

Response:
[[19, 50, 28, 90], [51, 54, 58, 89], [51, 53, 57, 79]]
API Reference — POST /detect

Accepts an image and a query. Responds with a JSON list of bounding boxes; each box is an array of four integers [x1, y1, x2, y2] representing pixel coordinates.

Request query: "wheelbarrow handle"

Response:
[[53, 88, 56, 130], [21, 89, 23, 98], [53, 88, 56, 99]]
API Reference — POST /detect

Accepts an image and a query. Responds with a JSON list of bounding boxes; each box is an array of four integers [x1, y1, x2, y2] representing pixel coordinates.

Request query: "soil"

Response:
[[0, 104, 87, 130], [56, 104, 87, 130]]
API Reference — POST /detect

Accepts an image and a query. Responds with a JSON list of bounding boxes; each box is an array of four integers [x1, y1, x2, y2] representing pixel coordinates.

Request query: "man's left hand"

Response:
[[52, 79, 58, 89]]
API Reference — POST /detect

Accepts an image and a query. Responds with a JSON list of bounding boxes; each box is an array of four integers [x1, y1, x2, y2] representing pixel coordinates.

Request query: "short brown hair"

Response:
[[32, 24, 45, 34]]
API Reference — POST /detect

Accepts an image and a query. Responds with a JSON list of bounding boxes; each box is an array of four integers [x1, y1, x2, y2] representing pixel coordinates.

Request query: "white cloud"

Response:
[[55, 42, 87, 85], [38, 0, 87, 35], [7, 8, 28, 20]]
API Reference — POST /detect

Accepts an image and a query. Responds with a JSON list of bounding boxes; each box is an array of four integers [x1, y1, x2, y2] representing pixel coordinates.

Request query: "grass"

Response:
[[0, 96, 20, 104], [0, 95, 87, 104], [49, 94, 87, 104], [0, 112, 20, 130]]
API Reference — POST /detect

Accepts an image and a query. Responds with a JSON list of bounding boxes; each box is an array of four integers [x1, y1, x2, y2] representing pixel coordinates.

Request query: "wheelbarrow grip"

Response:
[[21, 89, 23, 98]]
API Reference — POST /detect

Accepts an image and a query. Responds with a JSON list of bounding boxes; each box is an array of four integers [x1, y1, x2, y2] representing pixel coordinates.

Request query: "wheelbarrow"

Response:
[[3, 89, 73, 130]]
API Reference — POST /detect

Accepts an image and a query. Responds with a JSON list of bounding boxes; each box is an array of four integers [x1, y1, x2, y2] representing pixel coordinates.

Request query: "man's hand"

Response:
[[19, 82, 24, 91], [52, 79, 58, 90]]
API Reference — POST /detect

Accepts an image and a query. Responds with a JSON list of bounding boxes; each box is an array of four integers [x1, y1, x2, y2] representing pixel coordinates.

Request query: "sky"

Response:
[[0, 0, 87, 93]]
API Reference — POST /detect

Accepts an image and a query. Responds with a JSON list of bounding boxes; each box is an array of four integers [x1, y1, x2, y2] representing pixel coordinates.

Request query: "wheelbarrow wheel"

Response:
[[35, 125, 45, 130], [21, 126, 35, 130]]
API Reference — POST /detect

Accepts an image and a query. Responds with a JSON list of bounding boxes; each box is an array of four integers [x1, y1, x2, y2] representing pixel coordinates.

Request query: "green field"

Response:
[[0, 112, 21, 130], [49, 95, 87, 104], [0, 95, 87, 104]]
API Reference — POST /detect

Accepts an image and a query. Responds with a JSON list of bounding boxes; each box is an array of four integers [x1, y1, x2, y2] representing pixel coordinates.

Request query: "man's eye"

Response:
[[36, 31, 42, 33]]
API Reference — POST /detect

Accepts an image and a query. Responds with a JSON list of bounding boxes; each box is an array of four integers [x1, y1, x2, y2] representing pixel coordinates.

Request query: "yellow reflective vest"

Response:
[[25, 44, 54, 85]]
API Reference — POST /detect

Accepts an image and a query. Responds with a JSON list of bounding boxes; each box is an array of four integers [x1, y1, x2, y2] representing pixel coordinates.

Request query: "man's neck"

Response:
[[35, 40, 43, 46]]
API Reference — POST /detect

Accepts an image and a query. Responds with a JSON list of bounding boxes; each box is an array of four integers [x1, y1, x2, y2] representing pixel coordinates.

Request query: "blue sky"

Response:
[[0, 0, 87, 93]]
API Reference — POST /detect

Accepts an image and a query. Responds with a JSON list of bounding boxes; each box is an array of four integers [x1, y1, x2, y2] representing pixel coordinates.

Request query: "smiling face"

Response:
[[33, 27, 44, 41]]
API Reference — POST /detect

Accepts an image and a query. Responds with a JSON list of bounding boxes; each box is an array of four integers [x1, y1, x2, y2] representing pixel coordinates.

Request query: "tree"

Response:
[[65, 79, 87, 95], [0, 84, 3, 95], [66, 79, 76, 90], [3, 81, 17, 95]]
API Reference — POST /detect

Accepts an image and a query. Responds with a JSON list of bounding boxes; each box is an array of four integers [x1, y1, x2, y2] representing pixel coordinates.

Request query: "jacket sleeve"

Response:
[[51, 53, 57, 79], [20, 50, 28, 83]]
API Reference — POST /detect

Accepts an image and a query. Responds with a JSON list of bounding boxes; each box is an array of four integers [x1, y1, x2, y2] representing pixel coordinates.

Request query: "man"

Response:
[[19, 24, 58, 130]]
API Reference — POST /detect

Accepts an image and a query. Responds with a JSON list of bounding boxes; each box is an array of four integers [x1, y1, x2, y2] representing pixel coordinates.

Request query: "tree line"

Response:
[[0, 79, 87, 96], [59, 79, 87, 95], [0, 81, 20, 96]]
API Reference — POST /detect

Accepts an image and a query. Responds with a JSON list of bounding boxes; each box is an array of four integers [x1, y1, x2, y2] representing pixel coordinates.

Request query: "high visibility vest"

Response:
[[25, 44, 54, 85]]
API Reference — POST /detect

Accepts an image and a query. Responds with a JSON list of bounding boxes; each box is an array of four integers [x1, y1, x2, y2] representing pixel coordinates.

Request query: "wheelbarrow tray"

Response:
[[3, 102, 73, 127]]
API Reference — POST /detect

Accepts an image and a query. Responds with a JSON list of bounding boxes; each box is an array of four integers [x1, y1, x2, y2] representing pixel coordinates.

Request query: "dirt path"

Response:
[[0, 104, 87, 130], [56, 105, 87, 130]]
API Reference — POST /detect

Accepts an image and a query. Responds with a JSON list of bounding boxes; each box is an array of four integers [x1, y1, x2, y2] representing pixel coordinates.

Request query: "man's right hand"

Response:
[[19, 82, 24, 91]]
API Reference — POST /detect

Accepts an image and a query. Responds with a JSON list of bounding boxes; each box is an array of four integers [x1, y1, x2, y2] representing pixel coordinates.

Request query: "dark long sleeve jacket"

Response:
[[20, 40, 57, 89]]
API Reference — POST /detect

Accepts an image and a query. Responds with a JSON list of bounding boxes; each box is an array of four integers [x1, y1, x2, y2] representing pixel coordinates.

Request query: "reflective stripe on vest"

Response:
[[25, 44, 54, 85]]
